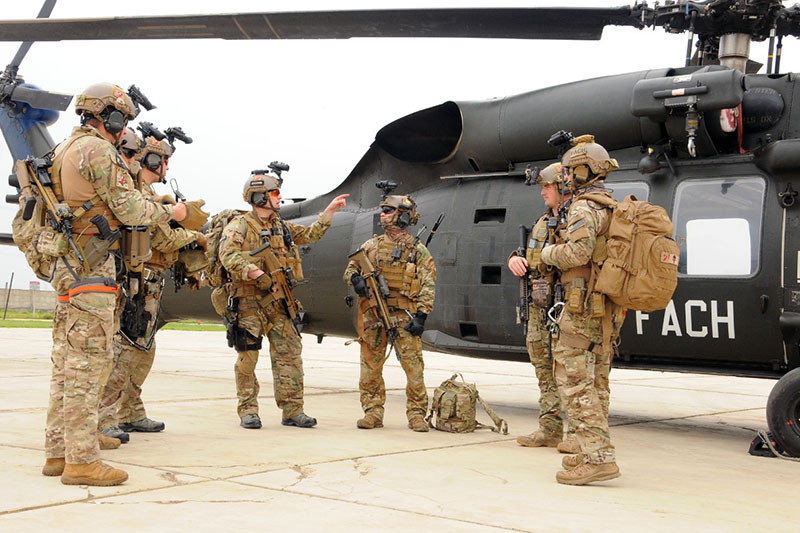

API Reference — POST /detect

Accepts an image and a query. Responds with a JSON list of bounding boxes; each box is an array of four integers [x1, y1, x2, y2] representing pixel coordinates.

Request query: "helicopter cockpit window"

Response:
[[607, 182, 649, 202], [673, 177, 765, 277]]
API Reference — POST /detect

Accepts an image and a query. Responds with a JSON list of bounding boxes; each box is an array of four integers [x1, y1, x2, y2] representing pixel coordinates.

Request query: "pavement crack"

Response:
[[284, 464, 315, 489], [611, 407, 764, 427], [467, 467, 509, 485]]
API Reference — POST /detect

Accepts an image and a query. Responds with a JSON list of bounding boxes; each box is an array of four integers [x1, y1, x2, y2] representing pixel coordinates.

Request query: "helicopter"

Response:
[[2, 1, 800, 458]]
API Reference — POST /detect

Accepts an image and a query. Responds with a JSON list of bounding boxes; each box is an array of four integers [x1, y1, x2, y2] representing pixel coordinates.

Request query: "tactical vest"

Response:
[[139, 181, 175, 272], [51, 127, 127, 235], [367, 234, 421, 312], [233, 211, 304, 297]]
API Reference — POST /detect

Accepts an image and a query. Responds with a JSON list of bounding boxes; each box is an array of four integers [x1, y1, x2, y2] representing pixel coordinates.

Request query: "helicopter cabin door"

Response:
[[617, 172, 784, 369]]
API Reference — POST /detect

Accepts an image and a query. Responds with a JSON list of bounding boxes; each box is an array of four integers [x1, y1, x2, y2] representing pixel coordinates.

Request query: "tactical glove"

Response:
[[193, 232, 208, 252], [350, 273, 369, 297], [404, 311, 427, 336], [256, 273, 273, 291], [179, 200, 210, 231]]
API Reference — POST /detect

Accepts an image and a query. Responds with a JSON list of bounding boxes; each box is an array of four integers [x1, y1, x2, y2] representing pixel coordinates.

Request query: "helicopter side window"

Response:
[[607, 182, 649, 202], [672, 177, 765, 277]]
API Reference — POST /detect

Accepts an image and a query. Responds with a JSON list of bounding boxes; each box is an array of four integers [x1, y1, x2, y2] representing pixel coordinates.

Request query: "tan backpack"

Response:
[[203, 208, 247, 289], [425, 373, 508, 434], [583, 193, 679, 312]]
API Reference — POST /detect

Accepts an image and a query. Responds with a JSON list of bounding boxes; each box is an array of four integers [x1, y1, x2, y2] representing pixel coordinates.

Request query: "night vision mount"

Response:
[[375, 180, 399, 200], [137, 121, 192, 150], [127, 84, 155, 114]]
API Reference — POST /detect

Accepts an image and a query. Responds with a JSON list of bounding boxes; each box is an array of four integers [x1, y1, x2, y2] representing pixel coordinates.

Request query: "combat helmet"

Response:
[[138, 136, 174, 175], [74, 83, 138, 134], [243, 170, 282, 208], [535, 162, 563, 186], [380, 194, 419, 228], [120, 127, 143, 159], [561, 134, 618, 191]]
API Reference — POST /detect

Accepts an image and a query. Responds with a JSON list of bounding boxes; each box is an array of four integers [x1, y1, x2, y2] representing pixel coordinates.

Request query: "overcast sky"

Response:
[[1, 0, 798, 291]]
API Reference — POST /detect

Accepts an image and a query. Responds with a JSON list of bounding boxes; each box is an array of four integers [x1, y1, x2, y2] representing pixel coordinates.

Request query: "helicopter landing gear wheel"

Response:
[[767, 368, 800, 457]]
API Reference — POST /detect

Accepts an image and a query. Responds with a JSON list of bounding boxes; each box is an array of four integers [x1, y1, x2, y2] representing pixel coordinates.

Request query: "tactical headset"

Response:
[[99, 105, 127, 135], [142, 152, 164, 172], [251, 191, 269, 207]]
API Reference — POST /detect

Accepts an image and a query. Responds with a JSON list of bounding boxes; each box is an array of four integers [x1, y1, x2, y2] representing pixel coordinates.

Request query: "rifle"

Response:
[[516, 225, 530, 328], [249, 237, 305, 335], [23, 156, 87, 271], [120, 270, 152, 344], [348, 248, 403, 362], [406, 224, 427, 263]]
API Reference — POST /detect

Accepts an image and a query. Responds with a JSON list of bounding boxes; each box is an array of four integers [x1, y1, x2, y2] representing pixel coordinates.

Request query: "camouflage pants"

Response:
[[235, 309, 304, 419], [526, 306, 572, 440], [553, 309, 614, 464], [45, 254, 117, 464], [359, 320, 428, 421], [98, 292, 159, 429]]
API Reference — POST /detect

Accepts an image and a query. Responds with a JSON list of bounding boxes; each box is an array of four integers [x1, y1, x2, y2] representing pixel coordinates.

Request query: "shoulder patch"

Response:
[[568, 218, 586, 234]]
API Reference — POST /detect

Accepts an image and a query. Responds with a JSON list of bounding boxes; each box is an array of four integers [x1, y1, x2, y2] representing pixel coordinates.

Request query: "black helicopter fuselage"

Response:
[[166, 65, 800, 379]]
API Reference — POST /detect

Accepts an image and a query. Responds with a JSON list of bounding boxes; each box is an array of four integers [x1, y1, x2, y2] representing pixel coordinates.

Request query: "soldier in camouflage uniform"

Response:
[[539, 135, 625, 486], [508, 163, 577, 453], [344, 195, 436, 432], [219, 171, 348, 429], [99, 131, 208, 441], [43, 83, 205, 486]]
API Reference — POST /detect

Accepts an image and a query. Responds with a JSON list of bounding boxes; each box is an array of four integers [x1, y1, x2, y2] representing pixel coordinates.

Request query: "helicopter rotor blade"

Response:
[[7, 0, 57, 72], [0, 7, 645, 42], [8, 85, 71, 111]]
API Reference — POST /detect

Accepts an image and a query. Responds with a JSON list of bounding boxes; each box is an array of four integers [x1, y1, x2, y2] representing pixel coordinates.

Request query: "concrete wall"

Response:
[[0, 289, 56, 313]]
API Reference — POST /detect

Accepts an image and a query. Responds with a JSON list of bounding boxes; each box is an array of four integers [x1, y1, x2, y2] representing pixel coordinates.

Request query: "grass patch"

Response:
[[161, 321, 225, 332], [0, 318, 224, 331], [0, 319, 52, 328], [1, 309, 54, 320]]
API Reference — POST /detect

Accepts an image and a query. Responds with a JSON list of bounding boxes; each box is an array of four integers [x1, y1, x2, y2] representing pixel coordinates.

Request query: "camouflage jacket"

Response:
[[220, 210, 331, 284], [540, 190, 611, 272], [508, 210, 564, 282], [59, 126, 175, 228], [344, 232, 436, 315], [138, 180, 202, 270]]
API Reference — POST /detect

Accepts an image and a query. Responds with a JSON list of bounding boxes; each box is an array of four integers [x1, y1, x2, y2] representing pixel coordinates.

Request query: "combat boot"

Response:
[[557, 437, 580, 454], [282, 413, 317, 428], [120, 417, 165, 433], [42, 458, 65, 476], [516, 431, 560, 448], [356, 413, 384, 429], [101, 426, 130, 444], [408, 416, 429, 432], [561, 453, 586, 470], [61, 460, 128, 486], [240, 414, 262, 429], [97, 430, 121, 450], [555, 462, 620, 486]]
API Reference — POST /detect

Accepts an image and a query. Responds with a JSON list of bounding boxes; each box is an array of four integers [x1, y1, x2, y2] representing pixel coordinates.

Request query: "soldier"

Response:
[[539, 135, 625, 486], [99, 132, 208, 441], [219, 171, 348, 429], [507, 162, 578, 454], [344, 195, 436, 432], [42, 83, 206, 486]]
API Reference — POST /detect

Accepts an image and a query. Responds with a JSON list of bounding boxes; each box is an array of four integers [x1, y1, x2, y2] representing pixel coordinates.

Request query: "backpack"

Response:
[[583, 193, 679, 312], [11, 196, 58, 282], [203, 208, 247, 288], [425, 373, 508, 434]]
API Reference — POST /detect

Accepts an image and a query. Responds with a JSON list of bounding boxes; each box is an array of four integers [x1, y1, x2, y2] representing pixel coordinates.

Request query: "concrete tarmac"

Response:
[[0, 328, 795, 532]]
